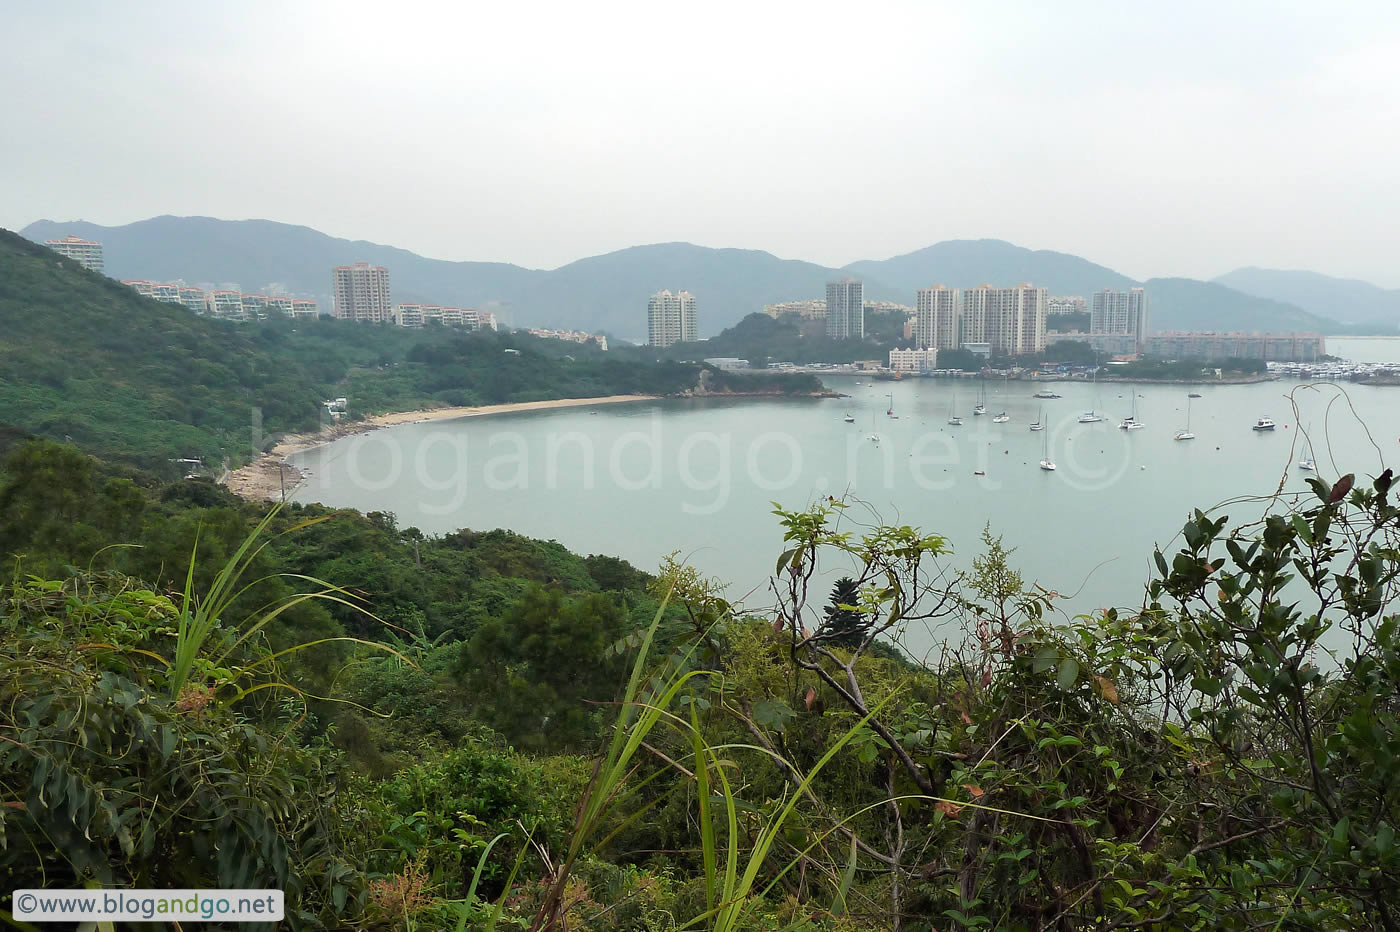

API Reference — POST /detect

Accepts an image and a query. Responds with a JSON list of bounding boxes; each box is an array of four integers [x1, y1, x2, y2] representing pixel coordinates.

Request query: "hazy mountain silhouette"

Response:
[[845, 239, 1137, 295], [22, 217, 1336, 336], [1215, 267, 1400, 329]]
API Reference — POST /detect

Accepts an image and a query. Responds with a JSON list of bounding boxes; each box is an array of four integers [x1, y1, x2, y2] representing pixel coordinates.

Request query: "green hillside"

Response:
[[0, 229, 329, 470], [0, 229, 822, 472]]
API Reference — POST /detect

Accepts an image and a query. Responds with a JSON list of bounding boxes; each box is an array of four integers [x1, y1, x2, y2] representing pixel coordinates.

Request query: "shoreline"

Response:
[[224, 394, 661, 501]]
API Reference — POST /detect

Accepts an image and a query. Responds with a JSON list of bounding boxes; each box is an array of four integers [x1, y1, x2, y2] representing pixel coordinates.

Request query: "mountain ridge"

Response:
[[21, 216, 1336, 336], [1214, 266, 1400, 329]]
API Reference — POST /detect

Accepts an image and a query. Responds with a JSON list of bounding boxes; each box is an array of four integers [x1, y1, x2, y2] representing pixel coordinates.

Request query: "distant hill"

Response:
[[844, 239, 1138, 295], [847, 239, 1334, 333], [20, 215, 537, 317], [22, 217, 1337, 335], [21, 217, 901, 338], [1141, 277, 1331, 332], [1214, 267, 1400, 330]]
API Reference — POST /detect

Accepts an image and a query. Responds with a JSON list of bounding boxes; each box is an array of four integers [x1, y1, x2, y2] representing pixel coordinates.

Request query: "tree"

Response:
[[818, 576, 867, 648], [458, 587, 629, 751]]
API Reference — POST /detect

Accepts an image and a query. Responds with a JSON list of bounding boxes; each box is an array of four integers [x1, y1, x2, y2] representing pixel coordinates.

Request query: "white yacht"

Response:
[[1039, 424, 1055, 471], [1174, 394, 1196, 441], [1119, 393, 1145, 431], [992, 412, 1010, 423], [1252, 416, 1277, 431], [1299, 457, 1316, 470]]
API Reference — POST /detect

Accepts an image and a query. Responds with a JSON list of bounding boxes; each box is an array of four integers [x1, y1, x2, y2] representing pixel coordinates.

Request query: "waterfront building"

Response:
[[888, 347, 938, 372]]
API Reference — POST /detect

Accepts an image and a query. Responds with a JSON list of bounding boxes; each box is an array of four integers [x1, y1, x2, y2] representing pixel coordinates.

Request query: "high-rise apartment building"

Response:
[[1090, 288, 1150, 349], [332, 262, 393, 322], [825, 279, 864, 340], [915, 285, 960, 350], [959, 283, 1048, 356], [45, 235, 105, 274], [647, 290, 698, 347]]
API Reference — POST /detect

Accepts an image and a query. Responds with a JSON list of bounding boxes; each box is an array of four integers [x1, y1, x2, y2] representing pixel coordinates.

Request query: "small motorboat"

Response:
[[948, 415, 963, 426], [1078, 412, 1103, 424], [1188, 392, 1202, 398], [1253, 417, 1277, 431], [844, 413, 855, 423], [992, 412, 1010, 423]]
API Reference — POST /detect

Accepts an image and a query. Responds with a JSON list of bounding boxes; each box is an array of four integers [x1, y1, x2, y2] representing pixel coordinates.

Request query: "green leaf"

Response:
[[1056, 657, 1080, 690], [751, 698, 797, 733]]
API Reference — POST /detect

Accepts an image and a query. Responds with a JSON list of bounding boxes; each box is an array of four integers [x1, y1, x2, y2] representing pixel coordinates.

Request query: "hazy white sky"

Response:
[[3, 0, 1398, 284]]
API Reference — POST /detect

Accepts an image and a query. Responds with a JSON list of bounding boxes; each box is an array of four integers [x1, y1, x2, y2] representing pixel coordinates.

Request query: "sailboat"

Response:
[[1079, 359, 1104, 423], [868, 414, 880, 443], [886, 393, 898, 418], [1039, 419, 1056, 471], [1298, 457, 1316, 471], [1030, 408, 1045, 431], [947, 402, 963, 426], [1119, 392, 1145, 430], [973, 375, 987, 416], [1174, 394, 1195, 441]]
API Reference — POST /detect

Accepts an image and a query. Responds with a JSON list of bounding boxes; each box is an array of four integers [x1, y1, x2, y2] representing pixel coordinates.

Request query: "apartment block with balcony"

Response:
[[764, 299, 827, 319], [207, 291, 246, 320], [46, 235, 105, 274]]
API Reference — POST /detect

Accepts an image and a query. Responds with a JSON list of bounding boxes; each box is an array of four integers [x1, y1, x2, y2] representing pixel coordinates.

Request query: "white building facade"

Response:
[[648, 290, 698, 347], [915, 285, 960, 350], [333, 262, 393, 322], [46, 235, 105, 274], [888, 347, 938, 372], [1090, 288, 1150, 349]]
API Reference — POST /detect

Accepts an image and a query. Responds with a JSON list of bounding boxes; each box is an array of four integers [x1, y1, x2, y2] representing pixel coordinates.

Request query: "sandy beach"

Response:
[[223, 394, 660, 501]]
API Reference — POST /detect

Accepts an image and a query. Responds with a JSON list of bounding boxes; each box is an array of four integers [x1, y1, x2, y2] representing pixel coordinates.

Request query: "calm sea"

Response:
[[291, 339, 1400, 640]]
